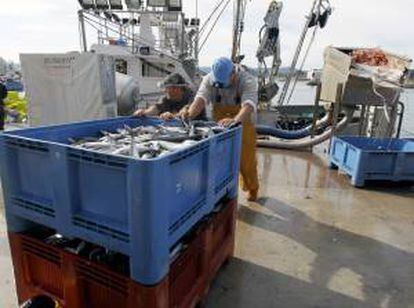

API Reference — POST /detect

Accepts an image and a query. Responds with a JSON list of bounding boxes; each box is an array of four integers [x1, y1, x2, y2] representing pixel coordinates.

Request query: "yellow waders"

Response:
[[213, 104, 259, 194]]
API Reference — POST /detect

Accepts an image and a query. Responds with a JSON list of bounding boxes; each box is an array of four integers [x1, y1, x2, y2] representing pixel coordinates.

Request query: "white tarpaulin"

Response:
[[20, 52, 117, 126]]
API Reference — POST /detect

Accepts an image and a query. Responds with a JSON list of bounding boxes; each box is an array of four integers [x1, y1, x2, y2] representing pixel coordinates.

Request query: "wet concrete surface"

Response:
[[1, 145, 414, 307], [0, 183, 17, 308], [207, 146, 414, 308]]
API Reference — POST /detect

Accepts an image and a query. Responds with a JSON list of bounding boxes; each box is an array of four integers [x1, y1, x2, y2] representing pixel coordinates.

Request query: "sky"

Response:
[[1, 0, 413, 69]]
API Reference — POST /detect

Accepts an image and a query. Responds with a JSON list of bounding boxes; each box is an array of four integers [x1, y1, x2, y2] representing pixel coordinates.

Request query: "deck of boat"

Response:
[[1, 145, 414, 307]]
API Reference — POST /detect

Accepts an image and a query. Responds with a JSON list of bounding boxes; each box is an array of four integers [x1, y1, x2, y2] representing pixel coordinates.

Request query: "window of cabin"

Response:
[[115, 59, 128, 74], [141, 62, 168, 78]]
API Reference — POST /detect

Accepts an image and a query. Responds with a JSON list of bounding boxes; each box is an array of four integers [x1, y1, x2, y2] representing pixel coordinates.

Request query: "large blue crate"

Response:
[[0, 117, 242, 285], [329, 136, 414, 187]]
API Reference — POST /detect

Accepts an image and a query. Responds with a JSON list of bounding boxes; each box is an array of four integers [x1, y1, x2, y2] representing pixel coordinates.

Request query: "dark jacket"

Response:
[[0, 82, 7, 101], [156, 88, 207, 121], [0, 83, 7, 130]]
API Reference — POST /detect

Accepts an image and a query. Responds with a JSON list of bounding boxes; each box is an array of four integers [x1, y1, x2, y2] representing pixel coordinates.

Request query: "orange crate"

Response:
[[9, 199, 237, 308]]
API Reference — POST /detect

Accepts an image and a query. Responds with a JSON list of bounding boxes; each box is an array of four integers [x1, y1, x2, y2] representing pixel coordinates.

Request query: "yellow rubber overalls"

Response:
[[212, 90, 259, 195]]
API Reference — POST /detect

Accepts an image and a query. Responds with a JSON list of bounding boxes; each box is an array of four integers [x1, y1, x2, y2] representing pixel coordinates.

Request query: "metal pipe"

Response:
[[396, 101, 405, 138], [78, 10, 88, 52], [311, 84, 322, 138], [180, 12, 185, 56], [195, 0, 200, 63], [231, 0, 242, 61]]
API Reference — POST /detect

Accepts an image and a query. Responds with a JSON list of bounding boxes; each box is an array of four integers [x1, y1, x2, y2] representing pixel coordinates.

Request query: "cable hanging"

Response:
[[277, 0, 331, 106], [199, 0, 232, 53]]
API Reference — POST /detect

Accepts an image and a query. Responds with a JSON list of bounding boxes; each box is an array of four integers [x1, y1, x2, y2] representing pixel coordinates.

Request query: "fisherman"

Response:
[[133, 72, 206, 121], [182, 57, 260, 201], [0, 81, 7, 131]]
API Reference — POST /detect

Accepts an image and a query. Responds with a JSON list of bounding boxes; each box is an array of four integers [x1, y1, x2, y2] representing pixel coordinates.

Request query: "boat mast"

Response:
[[231, 0, 243, 62], [78, 10, 88, 52], [195, 0, 200, 64]]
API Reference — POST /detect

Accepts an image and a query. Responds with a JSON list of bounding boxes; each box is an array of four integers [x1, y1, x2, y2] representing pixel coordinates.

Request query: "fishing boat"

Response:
[[19, 0, 411, 146], [1, 1, 414, 308]]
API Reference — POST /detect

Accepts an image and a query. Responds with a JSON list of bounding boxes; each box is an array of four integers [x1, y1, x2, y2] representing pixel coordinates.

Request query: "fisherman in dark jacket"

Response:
[[0, 82, 8, 131], [133, 73, 206, 121]]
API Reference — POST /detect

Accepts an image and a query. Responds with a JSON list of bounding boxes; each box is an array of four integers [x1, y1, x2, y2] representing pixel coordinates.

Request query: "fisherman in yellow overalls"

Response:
[[182, 57, 259, 201]]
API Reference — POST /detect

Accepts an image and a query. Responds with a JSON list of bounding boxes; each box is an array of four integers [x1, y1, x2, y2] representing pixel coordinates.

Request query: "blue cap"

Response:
[[211, 57, 234, 88]]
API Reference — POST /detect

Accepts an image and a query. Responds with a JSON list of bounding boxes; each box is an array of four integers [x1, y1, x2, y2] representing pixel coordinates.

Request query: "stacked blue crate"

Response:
[[329, 136, 414, 187], [0, 117, 242, 285]]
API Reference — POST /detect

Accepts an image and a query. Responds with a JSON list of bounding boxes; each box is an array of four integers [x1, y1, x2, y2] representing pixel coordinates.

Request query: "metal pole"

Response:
[[231, 0, 242, 62], [78, 10, 88, 52], [396, 101, 405, 138], [328, 83, 343, 152], [195, 0, 199, 63], [131, 12, 135, 54], [181, 12, 185, 56], [311, 83, 322, 138], [358, 104, 366, 136]]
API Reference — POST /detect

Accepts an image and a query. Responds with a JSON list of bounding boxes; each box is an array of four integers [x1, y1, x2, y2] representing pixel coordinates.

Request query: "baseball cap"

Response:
[[159, 73, 188, 88], [211, 57, 234, 88]]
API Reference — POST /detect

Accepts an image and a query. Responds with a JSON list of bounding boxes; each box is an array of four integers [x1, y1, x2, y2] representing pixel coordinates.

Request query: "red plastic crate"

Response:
[[9, 199, 237, 308], [205, 202, 237, 280]]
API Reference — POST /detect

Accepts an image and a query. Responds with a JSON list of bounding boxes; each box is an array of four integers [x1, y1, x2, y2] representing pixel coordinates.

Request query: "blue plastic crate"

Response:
[[329, 136, 414, 187], [0, 117, 242, 285]]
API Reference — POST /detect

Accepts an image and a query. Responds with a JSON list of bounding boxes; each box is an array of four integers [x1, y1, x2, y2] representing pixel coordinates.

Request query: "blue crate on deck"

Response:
[[0, 117, 242, 285], [329, 136, 414, 187]]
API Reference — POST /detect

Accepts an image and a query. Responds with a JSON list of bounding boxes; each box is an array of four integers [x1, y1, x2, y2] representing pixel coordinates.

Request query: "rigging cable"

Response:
[[82, 13, 183, 63], [199, 0, 232, 53], [199, 0, 227, 36], [285, 18, 319, 106], [277, 0, 320, 106]]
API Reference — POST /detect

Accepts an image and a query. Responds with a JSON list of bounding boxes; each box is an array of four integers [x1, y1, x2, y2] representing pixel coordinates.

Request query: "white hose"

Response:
[[257, 107, 354, 150]]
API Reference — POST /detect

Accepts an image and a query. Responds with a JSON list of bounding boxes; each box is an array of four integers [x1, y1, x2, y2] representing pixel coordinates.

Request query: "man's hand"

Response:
[[218, 118, 236, 127], [178, 107, 190, 119], [186, 97, 206, 120], [160, 112, 175, 121], [133, 109, 146, 117]]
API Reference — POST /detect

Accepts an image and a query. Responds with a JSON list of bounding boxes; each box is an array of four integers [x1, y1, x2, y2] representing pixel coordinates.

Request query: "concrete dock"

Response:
[[1, 146, 414, 307]]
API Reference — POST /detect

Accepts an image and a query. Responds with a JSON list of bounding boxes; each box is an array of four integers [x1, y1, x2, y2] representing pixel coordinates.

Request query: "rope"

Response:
[[199, 0, 227, 36], [82, 13, 183, 63], [285, 22, 319, 106], [277, 0, 319, 106], [199, 0, 231, 53]]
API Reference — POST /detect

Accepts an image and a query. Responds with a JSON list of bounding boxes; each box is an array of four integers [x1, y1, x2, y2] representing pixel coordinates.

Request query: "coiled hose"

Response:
[[256, 107, 355, 150], [256, 113, 331, 140]]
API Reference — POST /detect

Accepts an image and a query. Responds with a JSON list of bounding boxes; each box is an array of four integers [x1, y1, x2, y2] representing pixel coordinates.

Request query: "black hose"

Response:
[[256, 124, 312, 140]]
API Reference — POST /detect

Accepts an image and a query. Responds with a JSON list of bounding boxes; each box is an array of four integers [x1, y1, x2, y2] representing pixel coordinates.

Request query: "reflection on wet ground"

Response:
[[1, 146, 413, 307], [0, 184, 17, 308], [207, 146, 414, 308]]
